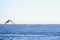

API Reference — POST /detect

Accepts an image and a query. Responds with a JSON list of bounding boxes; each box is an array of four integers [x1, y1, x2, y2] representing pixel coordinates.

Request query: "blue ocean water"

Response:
[[0, 24, 60, 40]]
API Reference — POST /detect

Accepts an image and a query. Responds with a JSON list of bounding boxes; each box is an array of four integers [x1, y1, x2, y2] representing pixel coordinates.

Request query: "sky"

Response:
[[0, 0, 60, 24]]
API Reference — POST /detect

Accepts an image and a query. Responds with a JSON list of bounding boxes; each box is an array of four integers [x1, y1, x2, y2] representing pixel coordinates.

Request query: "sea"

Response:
[[0, 24, 60, 40]]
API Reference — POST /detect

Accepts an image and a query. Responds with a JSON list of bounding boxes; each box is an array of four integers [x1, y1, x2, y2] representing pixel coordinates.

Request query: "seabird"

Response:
[[5, 20, 15, 24]]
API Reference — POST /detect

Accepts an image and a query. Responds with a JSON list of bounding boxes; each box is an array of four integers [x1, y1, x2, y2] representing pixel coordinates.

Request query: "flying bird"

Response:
[[5, 20, 15, 24]]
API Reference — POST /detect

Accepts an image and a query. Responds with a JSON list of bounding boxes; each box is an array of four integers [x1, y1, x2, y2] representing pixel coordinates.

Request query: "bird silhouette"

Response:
[[5, 20, 15, 24]]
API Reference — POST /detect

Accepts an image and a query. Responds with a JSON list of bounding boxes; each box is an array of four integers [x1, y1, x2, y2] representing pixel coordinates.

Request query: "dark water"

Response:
[[0, 24, 60, 40]]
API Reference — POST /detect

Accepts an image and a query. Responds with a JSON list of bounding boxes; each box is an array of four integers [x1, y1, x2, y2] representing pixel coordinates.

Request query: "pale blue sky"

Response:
[[0, 0, 60, 24]]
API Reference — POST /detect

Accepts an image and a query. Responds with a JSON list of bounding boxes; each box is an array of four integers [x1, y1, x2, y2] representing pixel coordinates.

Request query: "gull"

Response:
[[5, 19, 15, 24]]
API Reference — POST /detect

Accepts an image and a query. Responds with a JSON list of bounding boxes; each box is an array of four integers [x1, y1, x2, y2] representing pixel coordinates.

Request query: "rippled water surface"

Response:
[[0, 24, 60, 40]]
